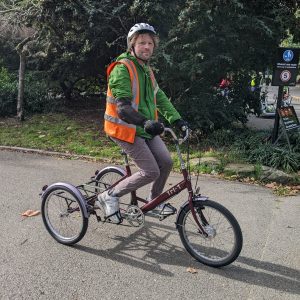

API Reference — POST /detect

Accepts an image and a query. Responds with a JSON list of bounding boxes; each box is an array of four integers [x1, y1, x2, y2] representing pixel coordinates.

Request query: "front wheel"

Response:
[[41, 185, 89, 245], [177, 200, 243, 267]]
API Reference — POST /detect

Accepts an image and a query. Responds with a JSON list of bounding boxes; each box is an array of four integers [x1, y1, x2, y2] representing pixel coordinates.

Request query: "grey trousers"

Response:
[[111, 136, 173, 199]]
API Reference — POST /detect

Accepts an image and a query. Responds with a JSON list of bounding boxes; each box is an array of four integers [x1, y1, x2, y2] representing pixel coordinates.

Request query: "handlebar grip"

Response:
[[164, 127, 190, 144]]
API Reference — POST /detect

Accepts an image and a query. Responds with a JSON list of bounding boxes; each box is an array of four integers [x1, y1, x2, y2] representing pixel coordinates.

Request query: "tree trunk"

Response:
[[17, 52, 26, 121]]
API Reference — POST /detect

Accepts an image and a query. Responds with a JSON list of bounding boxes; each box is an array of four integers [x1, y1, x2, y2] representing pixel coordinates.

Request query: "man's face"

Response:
[[132, 33, 154, 61]]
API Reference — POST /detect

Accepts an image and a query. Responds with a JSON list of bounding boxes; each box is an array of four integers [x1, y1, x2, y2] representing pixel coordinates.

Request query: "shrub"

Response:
[[0, 67, 62, 116], [232, 130, 300, 173], [0, 67, 18, 116], [24, 72, 62, 114]]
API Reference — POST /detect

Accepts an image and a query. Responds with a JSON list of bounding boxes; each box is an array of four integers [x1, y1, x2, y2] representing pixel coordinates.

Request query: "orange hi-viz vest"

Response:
[[104, 58, 158, 143]]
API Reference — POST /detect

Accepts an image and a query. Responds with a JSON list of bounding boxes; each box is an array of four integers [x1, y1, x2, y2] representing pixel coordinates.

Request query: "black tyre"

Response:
[[177, 200, 243, 267], [41, 185, 88, 245]]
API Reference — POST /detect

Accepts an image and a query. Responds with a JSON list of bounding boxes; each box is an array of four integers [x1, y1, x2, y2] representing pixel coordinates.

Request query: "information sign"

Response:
[[277, 106, 300, 131], [272, 48, 299, 86]]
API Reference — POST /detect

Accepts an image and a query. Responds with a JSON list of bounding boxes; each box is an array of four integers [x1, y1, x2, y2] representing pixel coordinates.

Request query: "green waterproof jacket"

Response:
[[108, 52, 181, 139]]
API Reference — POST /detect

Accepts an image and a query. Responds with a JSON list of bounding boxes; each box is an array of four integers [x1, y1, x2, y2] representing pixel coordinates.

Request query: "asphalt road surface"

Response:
[[0, 150, 299, 300]]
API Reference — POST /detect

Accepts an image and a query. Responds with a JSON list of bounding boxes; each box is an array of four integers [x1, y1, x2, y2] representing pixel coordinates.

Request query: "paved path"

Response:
[[247, 85, 300, 131], [0, 150, 299, 300]]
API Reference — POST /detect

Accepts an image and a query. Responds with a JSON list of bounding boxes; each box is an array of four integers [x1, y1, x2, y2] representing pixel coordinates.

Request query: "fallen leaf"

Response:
[[292, 185, 300, 190], [21, 210, 41, 217], [287, 190, 298, 196], [21, 210, 34, 216], [265, 182, 277, 189], [187, 267, 198, 274], [29, 210, 41, 216]]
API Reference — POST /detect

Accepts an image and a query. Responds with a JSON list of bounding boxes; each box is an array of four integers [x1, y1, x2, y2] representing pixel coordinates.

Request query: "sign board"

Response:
[[277, 106, 300, 131], [272, 48, 299, 86]]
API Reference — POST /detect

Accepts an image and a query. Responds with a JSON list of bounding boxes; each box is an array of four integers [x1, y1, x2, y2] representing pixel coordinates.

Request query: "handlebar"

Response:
[[164, 127, 190, 145]]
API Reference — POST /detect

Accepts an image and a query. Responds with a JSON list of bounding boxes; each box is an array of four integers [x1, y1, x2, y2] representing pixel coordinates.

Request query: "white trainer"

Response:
[[97, 190, 121, 224]]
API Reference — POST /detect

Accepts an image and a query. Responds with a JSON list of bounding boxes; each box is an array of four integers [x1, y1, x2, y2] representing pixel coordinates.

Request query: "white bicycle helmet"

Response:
[[127, 23, 156, 47]]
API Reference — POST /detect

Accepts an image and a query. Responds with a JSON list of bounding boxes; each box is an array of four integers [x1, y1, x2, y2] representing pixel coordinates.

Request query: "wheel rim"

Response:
[[97, 171, 131, 209], [97, 172, 123, 192], [182, 205, 237, 263], [44, 189, 85, 242]]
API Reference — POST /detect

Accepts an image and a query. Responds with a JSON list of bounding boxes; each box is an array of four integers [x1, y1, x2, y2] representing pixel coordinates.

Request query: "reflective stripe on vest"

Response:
[[149, 68, 158, 120], [104, 58, 158, 143]]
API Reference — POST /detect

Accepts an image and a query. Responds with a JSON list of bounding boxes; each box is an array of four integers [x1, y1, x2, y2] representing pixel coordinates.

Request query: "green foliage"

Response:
[[0, 66, 60, 116], [0, 67, 18, 116], [268, 148, 300, 173], [1, 0, 298, 130], [25, 0, 134, 99], [24, 72, 61, 114], [254, 164, 263, 181], [156, 0, 298, 131], [232, 130, 300, 173], [201, 128, 237, 149], [0, 113, 127, 159], [199, 128, 300, 173]]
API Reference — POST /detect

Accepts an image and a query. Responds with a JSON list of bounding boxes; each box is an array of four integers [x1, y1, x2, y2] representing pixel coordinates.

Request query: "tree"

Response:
[[0, 0, 43, 120], [157, 0, 300, 132], [1, 0, 299, 130], [23, 0, 134, 101]]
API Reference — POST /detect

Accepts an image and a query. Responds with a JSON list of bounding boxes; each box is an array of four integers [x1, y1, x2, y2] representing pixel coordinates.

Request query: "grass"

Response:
[[1, 112, 299, 192], [0, 112, 219, 173], [0, 113, 121, 161]]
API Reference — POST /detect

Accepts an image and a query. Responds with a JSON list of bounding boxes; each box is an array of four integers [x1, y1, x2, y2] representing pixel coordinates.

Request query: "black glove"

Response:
[[143, 120, 165, 136], [174, 119, 189, 132]]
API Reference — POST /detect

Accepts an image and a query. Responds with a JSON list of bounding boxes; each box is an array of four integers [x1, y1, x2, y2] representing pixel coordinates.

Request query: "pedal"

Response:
[[104, 215, 123, 225]]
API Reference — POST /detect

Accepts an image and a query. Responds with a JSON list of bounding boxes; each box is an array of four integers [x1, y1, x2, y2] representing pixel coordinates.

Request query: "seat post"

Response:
[[120, 150, 129, 166]]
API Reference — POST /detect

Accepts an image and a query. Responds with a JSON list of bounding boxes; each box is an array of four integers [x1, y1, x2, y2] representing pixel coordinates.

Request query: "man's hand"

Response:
[[174, 119, 189, 132], [143, 120, 165, 136]]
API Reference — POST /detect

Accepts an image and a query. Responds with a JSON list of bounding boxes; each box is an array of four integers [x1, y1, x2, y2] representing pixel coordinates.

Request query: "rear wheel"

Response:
[[41, 186, 88, 245], [95, 168, 132, 210], [95, 168, 125, 193], [177, 200, 243, 267]]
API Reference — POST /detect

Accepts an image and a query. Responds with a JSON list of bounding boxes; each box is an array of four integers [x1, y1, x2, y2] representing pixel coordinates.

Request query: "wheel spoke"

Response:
[[177, 201, 242, 267], [42, 187, 88, 244]]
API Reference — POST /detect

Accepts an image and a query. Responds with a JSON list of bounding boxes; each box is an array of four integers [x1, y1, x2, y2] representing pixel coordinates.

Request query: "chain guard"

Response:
[[124, 205, 145, 227]]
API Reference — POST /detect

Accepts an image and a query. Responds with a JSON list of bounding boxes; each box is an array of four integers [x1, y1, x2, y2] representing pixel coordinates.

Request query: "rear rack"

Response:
[[76, 178, 109, 204]]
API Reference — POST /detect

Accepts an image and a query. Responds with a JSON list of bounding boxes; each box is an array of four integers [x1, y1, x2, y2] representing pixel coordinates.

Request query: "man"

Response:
[[98, 23, 187, 223]]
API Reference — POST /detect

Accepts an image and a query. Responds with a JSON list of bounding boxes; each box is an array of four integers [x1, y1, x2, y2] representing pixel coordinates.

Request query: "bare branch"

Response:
[[15, 36, 32, 54]]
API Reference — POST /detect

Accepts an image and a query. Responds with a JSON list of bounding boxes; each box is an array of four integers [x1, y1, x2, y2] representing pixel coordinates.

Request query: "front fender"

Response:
[[175, 195, 208, 227]]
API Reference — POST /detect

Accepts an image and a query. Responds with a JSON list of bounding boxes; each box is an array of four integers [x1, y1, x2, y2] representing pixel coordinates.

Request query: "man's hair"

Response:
[[127, 32, 159, 52]]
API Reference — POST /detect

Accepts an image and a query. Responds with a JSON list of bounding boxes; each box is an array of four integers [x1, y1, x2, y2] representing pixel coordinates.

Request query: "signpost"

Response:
[[271, 48, 300, 143]]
